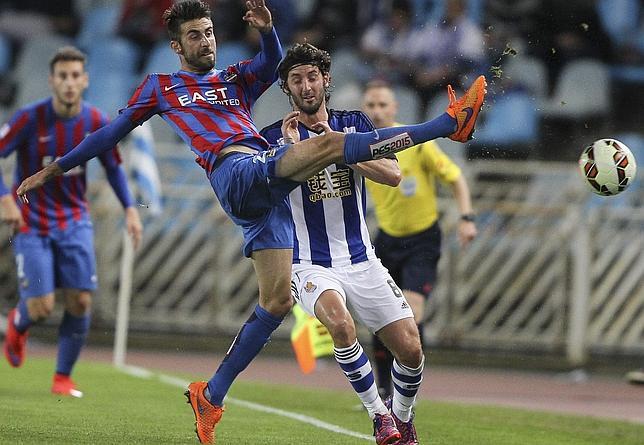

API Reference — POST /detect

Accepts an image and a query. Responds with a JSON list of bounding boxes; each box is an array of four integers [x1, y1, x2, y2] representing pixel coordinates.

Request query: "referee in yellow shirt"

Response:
[[362, 80, 478, 399]]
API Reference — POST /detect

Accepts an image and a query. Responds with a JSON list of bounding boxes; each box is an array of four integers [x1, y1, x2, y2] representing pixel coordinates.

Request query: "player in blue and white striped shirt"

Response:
[[261, 43, 424, 445]]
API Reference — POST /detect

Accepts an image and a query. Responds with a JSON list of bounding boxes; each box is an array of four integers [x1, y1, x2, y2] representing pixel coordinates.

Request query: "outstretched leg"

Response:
[[276, 76, 487, 182], [187, 248, 293, 444]]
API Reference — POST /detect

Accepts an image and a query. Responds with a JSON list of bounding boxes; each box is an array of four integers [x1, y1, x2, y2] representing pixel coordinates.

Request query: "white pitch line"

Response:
[[116, 365, 373, 442]]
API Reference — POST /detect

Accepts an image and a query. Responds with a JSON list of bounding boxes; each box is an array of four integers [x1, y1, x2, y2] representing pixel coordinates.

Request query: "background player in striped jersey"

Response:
[[14, 1, 486, 442], [362, 81, 477, 403], [261, 43, 423, 445], [0, 46, 143, 397]]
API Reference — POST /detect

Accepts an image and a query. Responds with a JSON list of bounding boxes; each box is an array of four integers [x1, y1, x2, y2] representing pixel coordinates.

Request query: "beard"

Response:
[[292, 93, 324, 115], [185, 51, 215, 72]]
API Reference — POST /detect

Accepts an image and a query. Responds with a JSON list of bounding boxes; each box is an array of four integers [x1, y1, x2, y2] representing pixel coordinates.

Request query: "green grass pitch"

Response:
[[1, 357, 643, 444]]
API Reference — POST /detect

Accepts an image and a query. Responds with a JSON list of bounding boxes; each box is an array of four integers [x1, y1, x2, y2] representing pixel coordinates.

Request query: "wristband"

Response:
[[460, 213, 475, 222]]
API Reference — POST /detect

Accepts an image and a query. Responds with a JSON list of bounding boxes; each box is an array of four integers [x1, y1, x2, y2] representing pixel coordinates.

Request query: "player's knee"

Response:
[[65, 292, 92, 316], [397, 338, 423, 368], [28, 297, 54, 321], [260, 284, 293, 317], [327, 316, 356, 346]]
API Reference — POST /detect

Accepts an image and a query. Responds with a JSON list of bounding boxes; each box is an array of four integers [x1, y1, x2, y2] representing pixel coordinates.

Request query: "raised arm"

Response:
[[16, 114, 136, 202], [242, 0, 282, 83]]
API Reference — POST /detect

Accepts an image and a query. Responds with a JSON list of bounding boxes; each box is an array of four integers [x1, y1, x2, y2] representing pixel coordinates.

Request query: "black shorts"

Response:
[[374, 223, 441, 299]]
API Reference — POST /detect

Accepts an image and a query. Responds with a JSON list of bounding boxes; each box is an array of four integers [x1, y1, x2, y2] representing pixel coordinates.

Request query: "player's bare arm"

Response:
[[125, 206, 143, 250], [450, 174, 477, 247], [0, 194, 25, 232], [16, 162, 64, 203], [242, 0, 273, 33], [351, 159, 401, 186]]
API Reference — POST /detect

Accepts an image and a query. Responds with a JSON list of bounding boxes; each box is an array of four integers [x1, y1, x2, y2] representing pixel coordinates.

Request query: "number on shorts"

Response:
[[15, 254, 24, 279], [387, 279, 404, 298]]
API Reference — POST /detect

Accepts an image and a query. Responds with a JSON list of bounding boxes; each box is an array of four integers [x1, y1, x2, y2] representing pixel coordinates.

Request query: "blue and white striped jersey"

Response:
[[260, 109, 378, 267]]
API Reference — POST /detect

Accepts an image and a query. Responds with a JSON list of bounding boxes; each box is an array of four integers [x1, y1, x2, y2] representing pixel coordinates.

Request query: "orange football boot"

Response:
[[185, 381, 224, 444], [446, 75, 487, 142]]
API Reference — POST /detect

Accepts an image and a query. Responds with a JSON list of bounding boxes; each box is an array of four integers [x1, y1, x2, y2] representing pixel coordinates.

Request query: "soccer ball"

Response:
[[578, 138, 637, 196]]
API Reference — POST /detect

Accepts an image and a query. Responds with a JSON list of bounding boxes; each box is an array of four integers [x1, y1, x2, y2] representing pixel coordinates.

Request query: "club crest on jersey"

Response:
[[223, 70, 238, 82], [369, 132, 412, 158], [304, 281, 317, 293]]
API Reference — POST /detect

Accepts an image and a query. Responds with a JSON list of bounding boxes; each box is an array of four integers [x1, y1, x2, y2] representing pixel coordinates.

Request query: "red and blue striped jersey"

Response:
[[120, 61, 274, 173], [0, 98, 126, 235]]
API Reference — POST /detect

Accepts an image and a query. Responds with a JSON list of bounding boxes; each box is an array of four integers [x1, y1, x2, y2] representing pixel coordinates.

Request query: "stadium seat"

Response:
[[76, 5, 122, 51], [0, 34, 11, 75], [85, 71, 135, 118], [504, 56, 548, 101], [12, 36, 73, 108], [86, 37, 140, 75], [467, 90, 539, 159], [476, 91, 538, 145], [330, 48, 363, 87], [251, 83, 293, 130], [597, 0, 640, 46], [143, 41, 177, 74], [215, 41, 253, 70], [328, 82, 363, 114], [392, 86, 421, 124], [84, 38, 139, 117], [540, 59, 611, 119]]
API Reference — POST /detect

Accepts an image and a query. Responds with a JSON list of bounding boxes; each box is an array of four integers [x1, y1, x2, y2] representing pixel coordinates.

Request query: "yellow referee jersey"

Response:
[[366, 130, 462, 237]]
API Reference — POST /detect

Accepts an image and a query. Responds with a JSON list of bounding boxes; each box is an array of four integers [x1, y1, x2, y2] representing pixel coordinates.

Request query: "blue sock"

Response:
[[207, 305, 282, 406], [56, 311, 90, 375], [344, 113, 456, 164], [14, 299, 33, 333]]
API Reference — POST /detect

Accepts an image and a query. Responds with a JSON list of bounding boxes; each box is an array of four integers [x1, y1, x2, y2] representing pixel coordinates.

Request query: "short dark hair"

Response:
[[49, 46, 86, 73], [364, 79, 393, 93], [163, 0, 212, 41], [278, 43, 332, 101]]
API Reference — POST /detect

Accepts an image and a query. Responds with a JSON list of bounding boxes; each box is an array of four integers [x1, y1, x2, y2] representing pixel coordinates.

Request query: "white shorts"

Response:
[[291, 259, 414, 333]]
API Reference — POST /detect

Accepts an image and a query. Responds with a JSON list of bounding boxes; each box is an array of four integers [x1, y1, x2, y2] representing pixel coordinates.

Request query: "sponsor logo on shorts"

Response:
[[401, 301, 409, 310], [304, 281, 317, 293], [369, 132, 412, 158], [252, 149, 276, 164]]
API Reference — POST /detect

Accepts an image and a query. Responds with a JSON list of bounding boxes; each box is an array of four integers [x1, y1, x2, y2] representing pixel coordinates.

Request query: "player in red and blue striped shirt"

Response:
[[1, 46, 143, 398], [15, 1, 486, 442]]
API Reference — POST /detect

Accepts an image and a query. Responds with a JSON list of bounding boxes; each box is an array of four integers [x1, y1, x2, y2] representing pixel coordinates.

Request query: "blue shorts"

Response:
[[209, 146, 300, 257], [12, 220, 98, 298]]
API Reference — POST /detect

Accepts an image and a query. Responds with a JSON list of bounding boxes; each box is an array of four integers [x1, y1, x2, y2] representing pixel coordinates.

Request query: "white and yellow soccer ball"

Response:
[[579, 138, 637, 196]]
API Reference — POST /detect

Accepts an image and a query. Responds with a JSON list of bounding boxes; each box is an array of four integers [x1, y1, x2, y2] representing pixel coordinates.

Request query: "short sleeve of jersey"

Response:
[[259, 121, 281, 145], [420, 141, 461, 184], [352, 111, 376, 133], [229, 61, 274, 106], [119, 74, 160, 125], [0, 109, 31, 157]]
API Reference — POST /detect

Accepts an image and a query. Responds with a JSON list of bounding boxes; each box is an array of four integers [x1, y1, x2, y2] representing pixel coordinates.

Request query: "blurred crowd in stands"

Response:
[[0, 0, 642, 161]]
